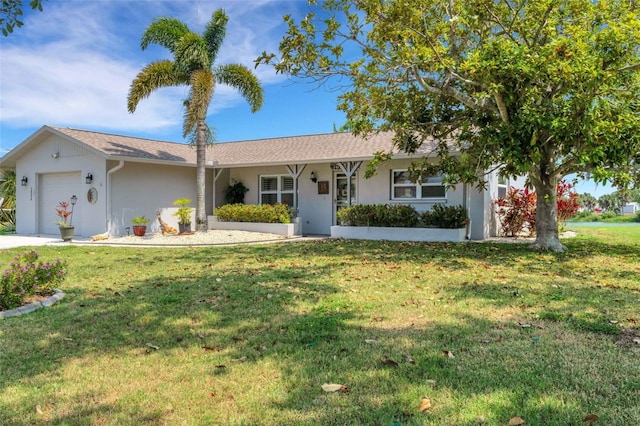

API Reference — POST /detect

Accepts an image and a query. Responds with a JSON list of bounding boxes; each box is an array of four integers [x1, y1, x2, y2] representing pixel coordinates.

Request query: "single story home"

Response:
[[0, 125, 511, 239], [622, 202, 639, 215]]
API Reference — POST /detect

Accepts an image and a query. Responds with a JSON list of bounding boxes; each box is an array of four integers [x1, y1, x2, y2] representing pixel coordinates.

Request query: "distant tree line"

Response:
[[578, 189, 640, 214]]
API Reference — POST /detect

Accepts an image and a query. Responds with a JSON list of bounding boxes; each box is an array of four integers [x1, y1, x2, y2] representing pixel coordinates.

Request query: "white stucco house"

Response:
[[0, 125, 510, 239], [622, 202, 639, 215]]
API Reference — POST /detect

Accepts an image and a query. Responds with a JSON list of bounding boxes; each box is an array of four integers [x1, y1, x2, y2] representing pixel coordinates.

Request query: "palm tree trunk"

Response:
[[195, 120, 207, 232]]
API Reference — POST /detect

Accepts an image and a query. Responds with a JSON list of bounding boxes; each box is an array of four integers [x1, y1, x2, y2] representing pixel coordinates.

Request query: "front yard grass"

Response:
[[1, 227, 639, 425]]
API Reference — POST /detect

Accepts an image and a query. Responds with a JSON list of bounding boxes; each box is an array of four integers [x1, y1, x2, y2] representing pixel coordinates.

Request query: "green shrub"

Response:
[[571, 210, 595, 221], [421, 204, 468, 229], [224, 180, 249, 204], [635, 212, 640, 223], [0, 251, 67, 310], [336, 204, 419, 227], [600, 210, 617, 220], [214, 203, 292, 224]]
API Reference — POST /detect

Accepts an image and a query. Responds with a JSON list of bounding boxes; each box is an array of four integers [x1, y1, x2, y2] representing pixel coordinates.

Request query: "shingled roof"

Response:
[[1, 125, 446, 168]]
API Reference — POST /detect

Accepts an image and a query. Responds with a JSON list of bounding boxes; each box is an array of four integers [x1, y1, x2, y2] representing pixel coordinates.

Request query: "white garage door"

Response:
[[39, 172, 82, 235]]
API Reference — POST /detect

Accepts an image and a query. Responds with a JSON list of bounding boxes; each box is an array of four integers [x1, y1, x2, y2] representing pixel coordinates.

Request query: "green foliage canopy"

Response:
[[258, 0, 640, 251]]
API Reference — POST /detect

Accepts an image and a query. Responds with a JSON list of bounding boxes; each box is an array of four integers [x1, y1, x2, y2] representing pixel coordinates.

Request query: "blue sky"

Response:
[[0, 0, 613, 196]]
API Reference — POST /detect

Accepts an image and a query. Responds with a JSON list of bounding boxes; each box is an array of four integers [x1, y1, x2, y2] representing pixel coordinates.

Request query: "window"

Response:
[[260, 175, 294, 206], [391, 170, 445, 200], [498, 175, 508, 198]]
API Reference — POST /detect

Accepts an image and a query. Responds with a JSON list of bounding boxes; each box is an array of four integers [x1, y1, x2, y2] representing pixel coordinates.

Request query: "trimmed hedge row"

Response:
[[214, 203, 293, 224], [336, 204, 419, 227], [337, 203, 468, 229]]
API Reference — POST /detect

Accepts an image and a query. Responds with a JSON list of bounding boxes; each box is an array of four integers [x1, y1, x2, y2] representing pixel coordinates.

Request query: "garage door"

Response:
[[38, 172, 82, 235]]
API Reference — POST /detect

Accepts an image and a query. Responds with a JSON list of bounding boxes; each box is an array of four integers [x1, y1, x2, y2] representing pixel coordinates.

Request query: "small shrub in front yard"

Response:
[[494, 186, 537, 236], [421, 204, 468, 228], [494, 180, 580, 235], [0, 250, 67, 310], [214, 203, 292, 224]]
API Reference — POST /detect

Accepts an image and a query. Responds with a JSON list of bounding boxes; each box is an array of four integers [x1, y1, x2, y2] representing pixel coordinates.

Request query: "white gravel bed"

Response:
[[92, 230, 297, 246]]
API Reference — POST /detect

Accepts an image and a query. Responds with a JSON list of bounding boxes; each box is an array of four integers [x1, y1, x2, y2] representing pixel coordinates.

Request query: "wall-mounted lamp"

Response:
[[310, 171, 317, 183], [51, 152, 59, 159], [21, 176, 28, 186], [85, 173, 93, 184]]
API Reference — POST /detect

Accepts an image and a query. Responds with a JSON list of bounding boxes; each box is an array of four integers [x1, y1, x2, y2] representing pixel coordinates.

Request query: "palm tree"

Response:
[[0, 170, 16, 226], [127, 9, 263, 231], [0, 169, 16, 208]]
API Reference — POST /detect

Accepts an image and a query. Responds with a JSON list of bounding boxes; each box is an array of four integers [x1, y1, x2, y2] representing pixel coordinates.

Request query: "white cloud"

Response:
[[0, 43, 184, 132], [0, 0, 301, 135]]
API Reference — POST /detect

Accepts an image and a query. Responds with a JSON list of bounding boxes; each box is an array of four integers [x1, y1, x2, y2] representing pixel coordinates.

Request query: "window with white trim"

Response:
[[260, 175, 294, 206], [391, 170, 446, 200], [498, 175, 508, 198]]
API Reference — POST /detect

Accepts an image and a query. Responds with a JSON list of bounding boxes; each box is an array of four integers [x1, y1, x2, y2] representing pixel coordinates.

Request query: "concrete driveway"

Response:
[[0, 234, 91, 249]]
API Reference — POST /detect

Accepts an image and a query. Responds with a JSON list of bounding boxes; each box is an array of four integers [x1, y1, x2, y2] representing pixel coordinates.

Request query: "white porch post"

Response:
[[285, 164, 306, 214], [337, 161, 362, 206], [213, 168, 224, 211]]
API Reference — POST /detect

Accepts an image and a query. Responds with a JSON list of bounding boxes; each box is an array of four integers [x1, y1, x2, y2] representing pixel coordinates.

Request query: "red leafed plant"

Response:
[[494, 180, 579, 237], [55, 201, 74, 227], [556, 180, 580, 226], [494, 186, 537, 237]]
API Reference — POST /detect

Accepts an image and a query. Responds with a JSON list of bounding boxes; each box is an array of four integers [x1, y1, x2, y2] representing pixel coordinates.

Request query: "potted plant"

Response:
[[55, 196, 77, 242], [130, 216, 151, 236], [172, 198, 193, 234]]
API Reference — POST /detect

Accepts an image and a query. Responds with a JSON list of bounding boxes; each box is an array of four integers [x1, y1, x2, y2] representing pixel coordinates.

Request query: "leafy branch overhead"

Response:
[[0, 0, 45, 36], [258, 0, 640, 251]]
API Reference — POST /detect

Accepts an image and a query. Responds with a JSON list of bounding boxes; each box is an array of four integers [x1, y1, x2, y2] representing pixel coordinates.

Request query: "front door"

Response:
[[333, 172, 356, 224]]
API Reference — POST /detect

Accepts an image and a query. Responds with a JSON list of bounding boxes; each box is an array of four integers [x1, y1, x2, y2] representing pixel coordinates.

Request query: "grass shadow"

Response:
[[1, 236, 639, 424]]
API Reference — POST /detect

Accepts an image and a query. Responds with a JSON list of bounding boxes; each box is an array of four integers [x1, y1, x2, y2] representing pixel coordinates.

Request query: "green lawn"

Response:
[[1, 227, 639, 425]]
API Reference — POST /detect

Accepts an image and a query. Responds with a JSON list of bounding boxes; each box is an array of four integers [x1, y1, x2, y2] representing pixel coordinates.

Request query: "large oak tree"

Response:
[[258, 0, 640, 251]]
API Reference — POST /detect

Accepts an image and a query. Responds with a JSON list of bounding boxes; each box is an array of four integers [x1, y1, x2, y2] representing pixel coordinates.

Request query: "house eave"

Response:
[[210, 151, 446, 169], [107, 156, 196, 167]]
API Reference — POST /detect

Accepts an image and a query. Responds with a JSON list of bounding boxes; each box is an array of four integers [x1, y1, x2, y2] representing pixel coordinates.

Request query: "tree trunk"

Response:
[[195, 120, 207, 232], [530, 173, 565, 252]]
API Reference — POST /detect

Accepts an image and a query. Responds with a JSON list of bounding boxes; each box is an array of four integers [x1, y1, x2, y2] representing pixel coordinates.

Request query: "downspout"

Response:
[[106, 161, 125, 234], [464, 183, 472, 240]]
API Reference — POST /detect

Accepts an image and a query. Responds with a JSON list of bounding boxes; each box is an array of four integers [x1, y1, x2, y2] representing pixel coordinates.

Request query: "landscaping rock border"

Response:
[[0, 289, 65, 319]]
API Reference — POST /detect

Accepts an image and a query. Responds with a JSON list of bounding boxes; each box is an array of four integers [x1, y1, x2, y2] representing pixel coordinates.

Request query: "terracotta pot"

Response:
[[132, 225, 147, 237]]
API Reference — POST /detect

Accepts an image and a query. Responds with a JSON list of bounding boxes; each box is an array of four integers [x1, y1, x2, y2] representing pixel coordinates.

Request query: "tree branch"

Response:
[[412, 66, 500, 115], [618, 63, 640, 72], [493, 91, 510, 124]]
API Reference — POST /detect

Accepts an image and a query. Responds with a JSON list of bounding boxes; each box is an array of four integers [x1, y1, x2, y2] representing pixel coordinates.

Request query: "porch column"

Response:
[[213, 168, 224, 211], [285, 164, 306, 214], [336, 161, 362, 206]]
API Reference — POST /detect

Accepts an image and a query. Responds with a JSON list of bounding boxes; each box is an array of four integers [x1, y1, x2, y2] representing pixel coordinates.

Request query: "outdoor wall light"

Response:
[[86, 173, 93, 184], [51, 152, 59, 159], [310, 171, 317, 183], [21, 176, 28, 186]]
